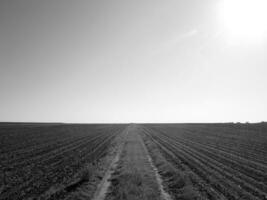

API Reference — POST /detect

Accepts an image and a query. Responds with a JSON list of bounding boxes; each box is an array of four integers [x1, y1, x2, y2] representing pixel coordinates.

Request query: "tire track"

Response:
[[139, 129, 172, 200], [94, 124, 172, 200], [92, 127, 128, 200]]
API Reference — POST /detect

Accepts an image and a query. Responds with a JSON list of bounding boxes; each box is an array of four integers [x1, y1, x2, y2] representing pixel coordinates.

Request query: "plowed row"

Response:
[[0, 123, 125, 200], [142, 123, 267, 200]]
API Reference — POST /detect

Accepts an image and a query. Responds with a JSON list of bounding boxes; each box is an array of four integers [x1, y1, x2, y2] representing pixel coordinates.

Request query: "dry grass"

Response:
[[107, 165, 160, 200], [106, 130, 162, 200]]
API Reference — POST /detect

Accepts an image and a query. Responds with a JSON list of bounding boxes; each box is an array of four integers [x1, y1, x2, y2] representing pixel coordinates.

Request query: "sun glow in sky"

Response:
[[219, 0, 267, 44], [0, 0, 267, 123]]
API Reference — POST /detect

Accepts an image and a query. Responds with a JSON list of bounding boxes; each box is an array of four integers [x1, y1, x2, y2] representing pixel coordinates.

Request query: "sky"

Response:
[[0, 0, 267, 123]]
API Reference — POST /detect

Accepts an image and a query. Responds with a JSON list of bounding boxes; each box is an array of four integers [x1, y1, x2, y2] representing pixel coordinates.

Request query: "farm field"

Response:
[[0, 123, 126, 200], [0, 122, 267, 200], [142, 123, 267, 200]]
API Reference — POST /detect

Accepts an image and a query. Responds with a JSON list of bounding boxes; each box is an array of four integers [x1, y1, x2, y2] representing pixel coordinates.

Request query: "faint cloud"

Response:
[[182, 29, 199, 38], [152, 29, 199, 55], [168, 29, 199, 45]]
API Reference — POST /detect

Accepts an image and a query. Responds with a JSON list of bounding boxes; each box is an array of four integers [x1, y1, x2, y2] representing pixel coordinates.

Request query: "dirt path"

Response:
[[91, 127, 129, 200], [139, 131, 173, 200], [105, 124, 172, 200]]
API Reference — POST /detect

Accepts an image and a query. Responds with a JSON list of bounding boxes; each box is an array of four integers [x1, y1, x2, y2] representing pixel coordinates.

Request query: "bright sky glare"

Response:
[[219, 0, 267, 44], [0, 0, 266, 123]]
